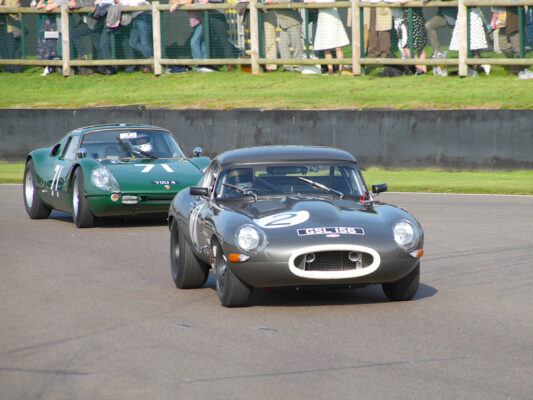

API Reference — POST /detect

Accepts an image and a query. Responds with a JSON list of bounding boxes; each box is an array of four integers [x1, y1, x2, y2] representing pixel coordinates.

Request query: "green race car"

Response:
[[23, 124, 210, 228]]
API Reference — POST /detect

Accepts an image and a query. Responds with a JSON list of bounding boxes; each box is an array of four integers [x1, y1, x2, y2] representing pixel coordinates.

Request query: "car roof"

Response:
[[75, 124, 170, 135], [216, 146, 357, 166]]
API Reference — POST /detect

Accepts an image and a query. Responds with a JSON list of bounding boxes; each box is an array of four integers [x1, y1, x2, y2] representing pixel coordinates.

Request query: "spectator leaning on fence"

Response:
[[398, 0, 427, 75], [97, 0, 137, 74], [363, 4, 391, 59], [69, 0, 104, 75], [306, 0, 349, 75], [449, 5, 489, 76], [120, 0, 153, 72], [258, 0, 278, 72], [424, 0, 456, 59], [34, 0, 66, 75], [170, 0, 216, 72], [496, 7, 527, 75], [0, 0, 23, 72], [267, 0, 303, 72]]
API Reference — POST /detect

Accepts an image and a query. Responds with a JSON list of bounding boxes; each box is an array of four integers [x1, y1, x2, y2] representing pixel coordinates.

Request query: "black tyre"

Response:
[[23, 159, 52, 219], [213, 240, 252, 307], [72, 168, 95, 228], [382, 263, 420, 301], [170, 219, 209, 289]]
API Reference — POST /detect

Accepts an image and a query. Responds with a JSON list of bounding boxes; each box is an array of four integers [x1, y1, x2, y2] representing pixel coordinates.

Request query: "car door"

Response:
[[188, 161, 219, 258], [46, 135, 80, 211]]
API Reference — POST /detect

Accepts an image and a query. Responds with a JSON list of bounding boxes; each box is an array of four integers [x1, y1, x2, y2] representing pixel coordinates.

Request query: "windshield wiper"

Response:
[[298, 177, 344, 199], [116, 137, 158, 159], [223, 183, 258, 202]]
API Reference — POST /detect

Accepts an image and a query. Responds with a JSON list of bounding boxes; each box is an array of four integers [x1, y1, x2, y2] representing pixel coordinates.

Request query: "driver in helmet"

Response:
[[130, 134, 153, 152]]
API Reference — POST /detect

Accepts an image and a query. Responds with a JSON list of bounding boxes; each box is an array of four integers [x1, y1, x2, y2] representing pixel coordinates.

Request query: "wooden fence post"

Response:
[[458, 0, 467, 76], [61, 5, 71, 76], [249, 0, 260, 74], [351, 0, 360, 75], [152, 1, 162, 75]]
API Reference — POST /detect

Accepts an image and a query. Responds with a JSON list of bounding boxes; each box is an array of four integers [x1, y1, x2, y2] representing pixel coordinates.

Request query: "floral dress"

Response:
[[37, 13, 61, 60]]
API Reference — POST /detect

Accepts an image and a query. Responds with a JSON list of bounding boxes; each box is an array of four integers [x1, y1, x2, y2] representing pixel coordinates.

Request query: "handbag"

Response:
[[490, 9, 506, 30]]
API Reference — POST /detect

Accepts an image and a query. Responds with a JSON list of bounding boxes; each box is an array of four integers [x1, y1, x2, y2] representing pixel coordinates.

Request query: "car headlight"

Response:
[[393, 220, 420, 252], [91, 166, 121, 192], [235, 224, 263, 253]]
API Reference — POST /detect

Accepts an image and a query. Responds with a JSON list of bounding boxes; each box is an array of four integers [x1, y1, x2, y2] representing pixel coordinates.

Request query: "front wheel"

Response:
[[213, 241, 252, 307], [23, 159, 51, 219], [382, 263, 420, 301], [72, 168, 94, 228], [170, 219, 209, 289]]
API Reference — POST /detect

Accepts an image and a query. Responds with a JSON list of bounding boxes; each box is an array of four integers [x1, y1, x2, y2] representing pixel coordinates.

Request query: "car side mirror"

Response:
[[193, 147, 203, 157], [76, 148, 88, 159], [190, 186, 208, 196], [372, 183, 388, 194], [49, 143, 61, 157]]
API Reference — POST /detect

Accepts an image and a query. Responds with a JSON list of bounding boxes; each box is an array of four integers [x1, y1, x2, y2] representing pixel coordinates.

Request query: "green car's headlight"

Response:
[[91, 166, 121, 192], [393, 220, 420, 252], [235, 224, 263, 253]]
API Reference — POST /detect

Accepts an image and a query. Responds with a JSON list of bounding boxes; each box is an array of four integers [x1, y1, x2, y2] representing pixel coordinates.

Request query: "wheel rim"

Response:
[[171, 225, 180, 280], [214, 244, 227, 295], [24, 171, 34, 209], [72, 179, 79, 219]]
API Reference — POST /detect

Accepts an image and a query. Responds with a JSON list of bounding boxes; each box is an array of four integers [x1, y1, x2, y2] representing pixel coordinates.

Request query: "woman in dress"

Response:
[[306, 0, 350, 75], [34, 0, 62, 75], [398, 1, 427, 74], [448, 7, 488, 75]]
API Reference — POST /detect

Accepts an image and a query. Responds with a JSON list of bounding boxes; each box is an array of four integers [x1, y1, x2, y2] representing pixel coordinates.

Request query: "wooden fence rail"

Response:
[[1, 0, 532, 76]]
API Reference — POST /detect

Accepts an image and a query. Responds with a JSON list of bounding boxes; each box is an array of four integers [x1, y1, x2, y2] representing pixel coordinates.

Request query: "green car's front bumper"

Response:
[[87, 192, 175, 217]]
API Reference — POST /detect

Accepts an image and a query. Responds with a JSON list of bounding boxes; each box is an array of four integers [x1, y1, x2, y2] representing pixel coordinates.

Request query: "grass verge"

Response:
[[1, 62, 533, 110], [3, 163, 532, 194]]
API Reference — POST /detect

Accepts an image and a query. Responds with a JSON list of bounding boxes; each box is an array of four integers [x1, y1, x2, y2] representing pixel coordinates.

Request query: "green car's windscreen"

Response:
[[80, 129, 186, 160]]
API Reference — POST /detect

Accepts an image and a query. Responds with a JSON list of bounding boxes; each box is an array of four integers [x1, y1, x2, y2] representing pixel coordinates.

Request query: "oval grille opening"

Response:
[[295, 251, 373, 272]]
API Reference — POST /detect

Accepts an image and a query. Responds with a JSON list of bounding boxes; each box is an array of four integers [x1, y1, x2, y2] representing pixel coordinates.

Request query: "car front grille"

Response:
[[294, 251, 374, 272]]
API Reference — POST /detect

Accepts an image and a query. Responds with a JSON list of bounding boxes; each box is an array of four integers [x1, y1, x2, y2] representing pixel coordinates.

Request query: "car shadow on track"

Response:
[[203, 273, 437, 307], [48, 210, 168, 228]]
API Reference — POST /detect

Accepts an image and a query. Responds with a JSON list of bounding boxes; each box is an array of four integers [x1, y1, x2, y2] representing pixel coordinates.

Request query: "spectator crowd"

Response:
[[1, 0, 533, 78]]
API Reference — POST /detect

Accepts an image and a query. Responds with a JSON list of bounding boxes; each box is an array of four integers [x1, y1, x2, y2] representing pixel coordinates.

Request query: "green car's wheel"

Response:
[[23, 159, 51, 219], [382, 263, 420, 301], [213, 240, 252, 307], [170, 219, 209, 289], [72, 168, 95, 228]]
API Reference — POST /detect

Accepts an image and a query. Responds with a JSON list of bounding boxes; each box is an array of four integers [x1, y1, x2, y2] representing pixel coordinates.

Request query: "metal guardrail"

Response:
[[0, 0, 531, 76]]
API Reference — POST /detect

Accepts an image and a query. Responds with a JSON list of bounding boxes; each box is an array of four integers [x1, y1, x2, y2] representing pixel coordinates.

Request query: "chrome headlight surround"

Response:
[[393, 219, 420, 252], [235, 224, 265, 254], [91, 166, 121, 192]]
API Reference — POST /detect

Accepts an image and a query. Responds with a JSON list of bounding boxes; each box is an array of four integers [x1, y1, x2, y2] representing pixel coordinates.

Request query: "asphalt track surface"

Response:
[[1, 184, 532, 400]]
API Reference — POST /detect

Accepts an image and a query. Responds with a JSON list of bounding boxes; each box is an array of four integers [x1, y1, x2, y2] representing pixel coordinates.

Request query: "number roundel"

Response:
[[254, 211, 310, 229]]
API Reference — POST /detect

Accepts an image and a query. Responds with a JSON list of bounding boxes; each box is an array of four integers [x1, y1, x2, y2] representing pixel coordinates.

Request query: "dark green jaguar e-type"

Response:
[[23, 124, 210, 228]]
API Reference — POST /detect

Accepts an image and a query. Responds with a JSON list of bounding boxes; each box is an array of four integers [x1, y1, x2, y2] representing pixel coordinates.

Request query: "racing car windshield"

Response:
[[215, 163, 368, 199], [80, 129, 186, 160]]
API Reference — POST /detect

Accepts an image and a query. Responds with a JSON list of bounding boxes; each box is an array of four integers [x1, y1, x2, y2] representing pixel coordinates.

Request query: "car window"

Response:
[[61, 136, 81, 161], [80, 129, 186, 160], [215, 163, 368, 199]]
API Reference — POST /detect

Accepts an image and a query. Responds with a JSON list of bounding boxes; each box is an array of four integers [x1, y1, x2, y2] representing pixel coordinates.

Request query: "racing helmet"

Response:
[[130, 134, 153, 152]]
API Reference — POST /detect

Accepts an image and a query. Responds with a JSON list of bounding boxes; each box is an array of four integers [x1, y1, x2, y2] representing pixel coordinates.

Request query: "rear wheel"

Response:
[[23, 159, 51, 219], [382, 263, 420, 301], [213, 241, 252, 307], [170, 219, 209, 289], [72, 168, 94, 228]]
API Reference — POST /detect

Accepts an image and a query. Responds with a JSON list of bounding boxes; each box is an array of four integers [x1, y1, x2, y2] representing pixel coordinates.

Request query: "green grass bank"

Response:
[[2, 163, 532, 195], [1, 66, 533, 110]]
